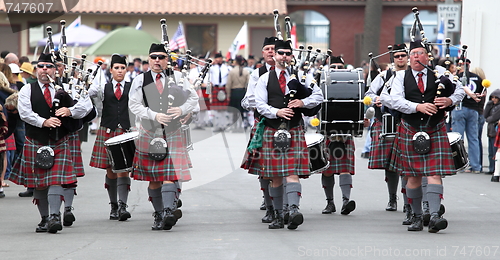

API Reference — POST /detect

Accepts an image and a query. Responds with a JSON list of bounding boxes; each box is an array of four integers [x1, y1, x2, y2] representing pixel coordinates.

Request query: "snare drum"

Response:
[[104, 132, 139, 173], [381, 113, 397, 137], [181, 124, 193, 151], [447, 132, 469, 171], [305, 133, 330, 174], [319, 69, 365, 137]]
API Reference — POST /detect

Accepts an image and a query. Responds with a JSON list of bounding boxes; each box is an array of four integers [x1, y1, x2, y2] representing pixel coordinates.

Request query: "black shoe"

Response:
[[491, 176, 499, 182], [177, 199, 182, 209], [268, 210, 284, 229], [407, 215, 423, 231], [428, 215, 448, 233], [287, 205, 304, 230], [259, 199, 266, 210], [63, 207, 75, 227], [341, 199, 356, 215], [173, 209, 183, 220], [151, 211, 163, 230], [0, 191, 4, 198], [402, 204, 413, 225], [18, 190, 33, 197], [109, 202, 119, 220], [47, 213, 63, 233], [385, 194, 397, 211], [262, 206, 274, 223], [35, 216, 48, 233], [322, 200, 336, 214], [118, 201, 131, 221], [485, 171, 494, 175], [160, 208, 177, 230]]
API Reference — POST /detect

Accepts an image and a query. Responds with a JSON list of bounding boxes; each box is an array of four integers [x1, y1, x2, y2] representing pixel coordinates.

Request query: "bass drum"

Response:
[[447, 132, 469, 171], [305, 133, 330, 174], [319, 69, 365, 137]]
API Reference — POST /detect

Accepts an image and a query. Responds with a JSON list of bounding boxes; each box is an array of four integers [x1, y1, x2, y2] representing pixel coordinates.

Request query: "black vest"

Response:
[[264, 70, 302, 129], [25, 82, 68, 144], [100, 82, 132, 130], [141, 71, 180, 133], [402, 69, 444, 128], [373, 70, 394, 121]]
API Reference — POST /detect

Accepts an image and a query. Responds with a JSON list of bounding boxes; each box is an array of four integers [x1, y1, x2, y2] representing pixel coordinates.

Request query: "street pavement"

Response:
[[1, 125, 500, 260]]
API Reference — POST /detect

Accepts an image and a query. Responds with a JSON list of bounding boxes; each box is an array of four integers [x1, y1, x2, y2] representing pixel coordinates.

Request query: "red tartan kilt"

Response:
[[69, 132, 85, 177], [131, 128, 191, 182], [245, 126, 310, 178], [241, 118, 261, 175], [388, 119, 456, 176], [8, 136, 77, 188], [210, 85, 229, 109], [199, 87, 210, 111], [368, 119, 394, 170], [323, 135, 355, 175], [90, 127, 128, 169]]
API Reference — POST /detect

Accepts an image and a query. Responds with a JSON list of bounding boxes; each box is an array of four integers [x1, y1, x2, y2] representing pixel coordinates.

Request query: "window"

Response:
[[96, 23, 128, 33], [28, 22, 60, 54], [186, 24, 216, 57]]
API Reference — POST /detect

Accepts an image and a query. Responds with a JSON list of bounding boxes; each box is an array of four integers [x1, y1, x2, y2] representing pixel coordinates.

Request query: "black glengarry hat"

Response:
[[409, 40, 427, 53], [149, 43, 166, 54], [37, 53, 54, 64], [274, 40, 292, 51], [392, 43, 407, 53], [111, 54, 127, 67], [262, 36, 278, 47], [214, 52, 223, 59], [330, 55, 344, 64]]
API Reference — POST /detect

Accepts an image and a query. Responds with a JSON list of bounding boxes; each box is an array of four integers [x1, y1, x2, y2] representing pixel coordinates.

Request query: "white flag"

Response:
[[135, 19, 142, 30], [226, 22, 247, 60]]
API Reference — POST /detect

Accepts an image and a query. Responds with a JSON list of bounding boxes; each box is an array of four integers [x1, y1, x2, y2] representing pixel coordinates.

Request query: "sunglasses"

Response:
[[276, 50, 292, 56], [394, 54, 407, 59], [410, 51, 426, 56], [37, 64, 55, 68], [150, 54, 167, 60], [331, 64, 344, 69]]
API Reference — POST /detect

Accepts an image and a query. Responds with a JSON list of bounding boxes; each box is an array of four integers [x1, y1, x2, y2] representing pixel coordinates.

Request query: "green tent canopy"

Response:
[[84, 27, 160, 56]]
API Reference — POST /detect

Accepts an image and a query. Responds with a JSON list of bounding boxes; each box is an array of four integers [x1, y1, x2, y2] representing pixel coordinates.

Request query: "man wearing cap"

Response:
[[209, 52, 231, 132], [89, 54, 133, 221], [452, 58, 484, 174], [240, 36, 278, 223], [387, 40, 464, 233], [365, 43, 409, 213], [249, 40, 323, 230], [320, 55, 357, 216], [129, 43, 198, 231], [8, 53, 93, 233]]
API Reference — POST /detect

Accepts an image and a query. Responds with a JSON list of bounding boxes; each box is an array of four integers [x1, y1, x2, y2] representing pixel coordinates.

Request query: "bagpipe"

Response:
[[273, 9, 321, 117]]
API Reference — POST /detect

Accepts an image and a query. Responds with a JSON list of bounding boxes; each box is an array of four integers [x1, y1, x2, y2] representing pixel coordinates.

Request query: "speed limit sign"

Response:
[[438, 4, 462, 32]]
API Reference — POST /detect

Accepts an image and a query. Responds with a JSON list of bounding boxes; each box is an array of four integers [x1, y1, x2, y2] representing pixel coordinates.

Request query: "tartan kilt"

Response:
[[89, 127, 127, 169], [8, 136, 77, 188], [131, 127, 191, 182], [368, 119, 395, 170], [323, 135, 355, 175], [68, 131, 84, 177], [495, 127, 500, 148], [387, 119, 456, 177], [240, 118, 261, 175], [246, 125, 310, 178], [210, 85, 229, 110]]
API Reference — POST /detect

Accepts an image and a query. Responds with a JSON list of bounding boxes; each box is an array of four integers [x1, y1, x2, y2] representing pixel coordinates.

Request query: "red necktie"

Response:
[[155, 73, 163, 94], [279, 70, 286, 94], [270, 66, 275, 71], [115, 82, 122, 100], [417, 72, 425, 93], [43, 84, 52, 108]]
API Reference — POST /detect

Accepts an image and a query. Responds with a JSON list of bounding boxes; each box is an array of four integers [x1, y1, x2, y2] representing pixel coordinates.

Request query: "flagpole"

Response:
[[243, 21, 248, 60]]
